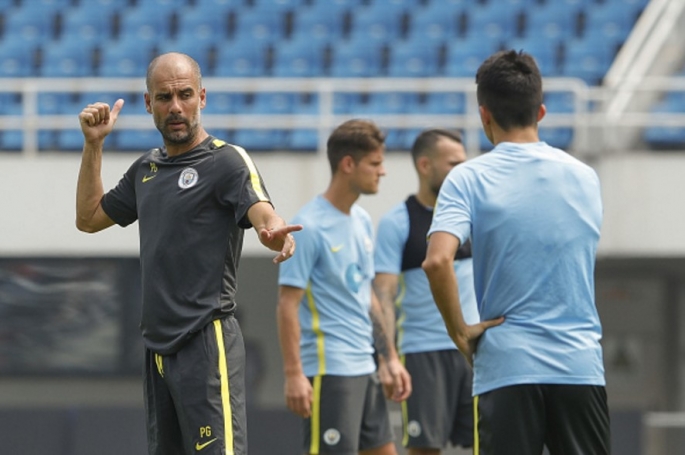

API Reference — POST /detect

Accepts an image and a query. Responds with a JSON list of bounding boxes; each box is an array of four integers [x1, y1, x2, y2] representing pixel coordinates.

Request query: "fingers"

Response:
[[391, 369, 412, 402], [480, 316, 505, 330], [273, 233, 296, 264], [79, 99, 125, 128], [286, 395, 311, 418], [110, 98, 125, 123]]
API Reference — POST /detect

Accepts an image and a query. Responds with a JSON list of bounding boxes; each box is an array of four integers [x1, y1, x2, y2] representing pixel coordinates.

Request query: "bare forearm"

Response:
[[277, 301, 305, 377], [370, 294, 398, 362], [373, 287, 397, 349], [76, 141, 105, 232], [424, 259, 466, 341]]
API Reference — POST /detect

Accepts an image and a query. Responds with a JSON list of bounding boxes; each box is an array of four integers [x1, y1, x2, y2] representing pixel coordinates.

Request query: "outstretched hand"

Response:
[[79, 99, 125, 143], [259, 224, 303, 264], [454, 317, 505, 367]]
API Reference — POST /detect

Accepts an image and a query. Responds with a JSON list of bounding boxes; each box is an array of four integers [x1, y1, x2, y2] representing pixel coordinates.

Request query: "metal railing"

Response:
[[1, 76, 684, 158]]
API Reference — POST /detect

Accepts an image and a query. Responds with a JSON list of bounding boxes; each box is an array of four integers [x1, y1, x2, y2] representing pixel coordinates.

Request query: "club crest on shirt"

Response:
[[323, 428, 341, 445], [178, 167, 199, 189], [345, 263, 363, 293], [407, 420, 422, 438]]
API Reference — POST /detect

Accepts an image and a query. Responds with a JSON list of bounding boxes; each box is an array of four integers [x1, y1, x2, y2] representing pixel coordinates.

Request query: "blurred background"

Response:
[[1, 0, 685, 453]]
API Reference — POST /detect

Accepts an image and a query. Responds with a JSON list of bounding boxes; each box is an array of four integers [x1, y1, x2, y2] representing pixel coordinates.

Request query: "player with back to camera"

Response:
[[75, 52, 301, 455], [277, 119, 412, 455], [374, 129, 479, 455], [422, 50, 610, 455]]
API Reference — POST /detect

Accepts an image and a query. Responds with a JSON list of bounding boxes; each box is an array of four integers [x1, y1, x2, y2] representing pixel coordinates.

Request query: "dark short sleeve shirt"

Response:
[[101, 137, 271, 354]]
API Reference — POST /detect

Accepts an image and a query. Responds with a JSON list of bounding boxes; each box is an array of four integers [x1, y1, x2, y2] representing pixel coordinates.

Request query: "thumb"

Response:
[[110, 98, 125, 123]]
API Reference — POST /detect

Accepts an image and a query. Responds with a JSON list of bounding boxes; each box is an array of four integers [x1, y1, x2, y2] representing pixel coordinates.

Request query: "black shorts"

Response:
[[304, 373, 394, 454], [475, 384, 610, 455], [401, 350, 473, 449], [144, 317, 247, 455]]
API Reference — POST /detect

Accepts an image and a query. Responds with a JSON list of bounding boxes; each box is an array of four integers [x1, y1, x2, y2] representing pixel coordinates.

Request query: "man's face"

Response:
[[350, 147, 386, 195], [145, 61, 206, 147], [428, 137, 466, 195]]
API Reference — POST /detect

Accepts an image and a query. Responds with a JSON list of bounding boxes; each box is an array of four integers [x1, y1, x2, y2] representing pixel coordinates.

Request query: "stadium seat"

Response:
[[232, 129, 289, 151], [98, 39, 156, 77], [234, 9, 287, 44], [643, 93, 685, 148], [114, 130, 162, 152], [214, 38, 270, 77], [0, 40, 38, 77], [192, 0, 242, 13], [272, 38, 327, 77], [524, 3, 582, 41], [422, 92, 467, 114], [16, 0, 71, 10], [506, 37, 561, 76], [562, 37, 614, 85], [349, 4, 406, 43], [156, 39, 214, 71], [466, 3, 523, 41], [203, 93, 244, 114], [60, 5, 115, 43], [133, 0, 186, 8], [387, 39, 441, 78], [117, 9, 174, 43], [290, 6, 346, 44], [176, 7, 231, 45], [289, 129, 319, 151], [40, 39, 96, 77], [407, 5, 459, 45], [444, 36, 501, 78], [582, 2, 639, 46], [329, 39, 385, 77], [3, 8, 57, 44], [246, 93, 297, 114]]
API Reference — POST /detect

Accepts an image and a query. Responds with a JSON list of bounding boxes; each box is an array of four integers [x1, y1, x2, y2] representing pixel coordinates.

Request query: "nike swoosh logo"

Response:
[[195, 438, 218, 451], [142, 174, 157, 183], [331, 245, 344, 253]]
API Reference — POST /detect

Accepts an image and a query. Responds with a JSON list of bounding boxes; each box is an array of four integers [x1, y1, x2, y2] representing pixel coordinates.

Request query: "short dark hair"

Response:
[[411, 128, 462, 164], [327, 119, 385, 173], [475, 50, 542, 131]]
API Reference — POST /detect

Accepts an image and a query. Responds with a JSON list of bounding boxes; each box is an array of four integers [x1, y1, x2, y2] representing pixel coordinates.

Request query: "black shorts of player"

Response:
[[475, 384, 610, 455], [304, 373, 394, 454], [401, 350, 473, 449], [144, 316, 247, 455]]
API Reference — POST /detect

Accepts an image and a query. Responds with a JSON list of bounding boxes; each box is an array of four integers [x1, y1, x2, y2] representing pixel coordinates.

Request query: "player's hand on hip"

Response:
[[284, 373, 313, 418], [259, 224, 303, 264], [456, 317, 505, 368], [79, 99, 124, 144]]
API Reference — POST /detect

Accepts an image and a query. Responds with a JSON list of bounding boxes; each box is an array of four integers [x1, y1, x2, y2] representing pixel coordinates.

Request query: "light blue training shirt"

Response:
[[375, 201, 479, 355], [278, 195, 376, 377], [429, 141, 606, 396]]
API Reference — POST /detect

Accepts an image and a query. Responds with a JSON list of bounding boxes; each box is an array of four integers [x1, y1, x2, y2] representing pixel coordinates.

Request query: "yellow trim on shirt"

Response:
[[230, 144, 268, 202], [306, 284, 326, 376], [214, 320, 234, 455], [395, 274, 407, 353]]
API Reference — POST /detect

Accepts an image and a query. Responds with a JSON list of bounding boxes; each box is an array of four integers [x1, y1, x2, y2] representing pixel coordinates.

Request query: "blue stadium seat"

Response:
[[246, 93, 297, 114], [98, 39, 155, 77], [176, 7, 231, 45], [466, 3, 523, 41], [388, 39, 441, 77], [0, 40, 38, 77], [156, 39, 214, 71], [290, 6, 346, 44], [506, 37, 561, 76], [0, 93, 22, 115], [114, 130, 162, 152], [214, 38, 270, 77], [330, 39, 385, 77], [524, 3, 582, 40], [423, 92, 467, 114], [562, 37, 614, 85], [193, 0, 242, 13], [249, 0, 303, 12], [643, 93, 685, 148], [117, 9, 174, 43], [17, 0, 71, 10], [232, 129, 289, 151], [408, 5, 459, 44], [583, 2, 638, 46], [289, 130, 319, 151], [60, 5, 115, 43], [3, 8, 57, 44], [444, 36, 501, 78], [349, 5, 405, 43], [234, 9, 287, 44], [539, 91, 577, 149], [133, 0, 186, 8], [203, 93, 244, 114], [272, 38, 327, 77], [351, 92, 412, 115], [40, 39, 96, 77]]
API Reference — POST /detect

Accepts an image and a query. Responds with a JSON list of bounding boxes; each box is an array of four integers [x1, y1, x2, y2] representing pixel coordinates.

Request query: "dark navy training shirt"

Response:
[[102, 136, 271, 354]]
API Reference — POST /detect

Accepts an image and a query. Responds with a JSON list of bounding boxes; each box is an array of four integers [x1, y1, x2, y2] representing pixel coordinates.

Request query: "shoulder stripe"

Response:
[[230, 144, 269, 202]]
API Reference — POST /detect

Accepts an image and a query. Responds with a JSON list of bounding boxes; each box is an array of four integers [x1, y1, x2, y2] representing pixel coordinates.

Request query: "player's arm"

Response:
[[247, 202, 303, 263], [422, 232, 504, 366], [372, 273, 399, 350], [277, 284, 313, 418], [370, 290, 412, 402], [76, 100, 124, 233]]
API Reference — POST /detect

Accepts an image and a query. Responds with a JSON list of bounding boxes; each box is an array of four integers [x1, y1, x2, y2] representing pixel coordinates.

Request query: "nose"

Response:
[[169, 95, 182, 113], [379, 165, 386, 176]]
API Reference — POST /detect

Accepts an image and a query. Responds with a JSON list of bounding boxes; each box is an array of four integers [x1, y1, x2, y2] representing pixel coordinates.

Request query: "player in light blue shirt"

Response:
[[278, 120, 411, 455], [375, 129, 479, 454], [423, 51, 610, 455]]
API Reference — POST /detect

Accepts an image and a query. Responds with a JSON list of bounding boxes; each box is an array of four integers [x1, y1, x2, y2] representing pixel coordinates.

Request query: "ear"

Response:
[[144, 92, 152, 114], [199, 87, 207, 110], [537, 103, 546, 122], [339, 155, 355, 174], [416, 155, 431, 176], [479, 105, 491, 126]]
